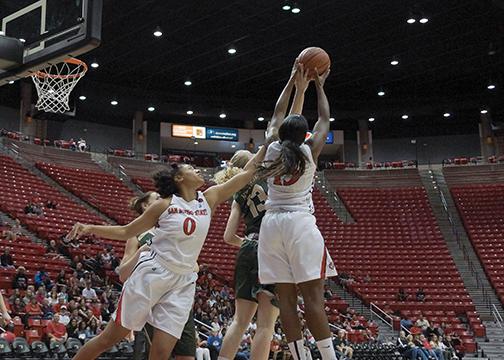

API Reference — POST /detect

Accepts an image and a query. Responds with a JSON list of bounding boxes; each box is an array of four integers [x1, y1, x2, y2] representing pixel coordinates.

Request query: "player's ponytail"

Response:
[[213, 150, 253, 184], [153, 164, 181, 198], [129, 191, 155, 215], [259, 114, 309, 179]]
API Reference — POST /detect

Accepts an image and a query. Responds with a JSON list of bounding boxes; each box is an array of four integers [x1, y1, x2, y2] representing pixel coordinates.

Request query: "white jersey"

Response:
[[264, 141, 315, 213], [151, 191, 212, 275]]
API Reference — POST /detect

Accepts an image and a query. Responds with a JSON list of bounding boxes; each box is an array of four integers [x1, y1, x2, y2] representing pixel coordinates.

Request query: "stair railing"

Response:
[[431, 172, 494, 308], [370, 303, 393, 329], [491, 304, 504, 338]]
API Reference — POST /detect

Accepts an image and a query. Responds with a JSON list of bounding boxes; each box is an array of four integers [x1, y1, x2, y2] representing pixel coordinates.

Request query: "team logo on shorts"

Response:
[[328, 262, 335, 270]]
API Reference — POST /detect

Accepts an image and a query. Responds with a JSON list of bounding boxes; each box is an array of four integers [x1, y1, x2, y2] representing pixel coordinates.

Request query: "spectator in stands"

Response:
[[41, 298, 54, 319], [334, 330, 353, 359], [363, 274, 371, 283], [82, 281, 97, 300], [25, 296, 43, 318], [47, 289, 59, 306], [2, 227, 17, 241], [59, 306, 71, 326], [77, 138, 87, 152], [415, 314, 430, 332], [12, 266, 28, 290], [53, 297, 67, 313], [55, 270, 66, 287], [25, 286, 36, 302], [35, 267, 52, 290], [207, 325, 223, 360], [47, 314, 68, 344], [58, 285, 69, 303], [443, 335, 460, 360], [67, 318, 79, 339], [24, 201, 43, 216], [196, 330, 211, 360], [0, 248, 15, 269], [12, 219, 22, 236], [400, 316, 413, 331], [35, 286, 46, 304], [246, 138, 255, 152], [45, 199, 57, 209], [418, 334, 440, 360], [46, 239, 62, 260], [11, 297, 24, 318], [416, 288, 426, 302], [324, 284, 333, 300], [397, 287, 408, 302]]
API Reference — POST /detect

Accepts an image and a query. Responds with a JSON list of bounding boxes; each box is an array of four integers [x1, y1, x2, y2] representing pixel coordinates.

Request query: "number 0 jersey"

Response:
[[233, 180, 268, 236], [151, 191, 212, 275], [264, 141, 316, 213]]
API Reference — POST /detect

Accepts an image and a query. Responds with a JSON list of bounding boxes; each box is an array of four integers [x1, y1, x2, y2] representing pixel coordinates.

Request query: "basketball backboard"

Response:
[[0, 0, 102, 86]]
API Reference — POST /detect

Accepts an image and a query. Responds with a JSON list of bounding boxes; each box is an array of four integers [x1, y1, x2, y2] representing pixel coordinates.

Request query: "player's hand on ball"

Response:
[[294, 63, 312, 91], [68, 222, 90, 240], [289, 57, 300, 79], [314, 67, 330, 88]]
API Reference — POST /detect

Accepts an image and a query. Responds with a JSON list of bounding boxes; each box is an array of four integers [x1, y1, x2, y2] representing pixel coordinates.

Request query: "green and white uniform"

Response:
[[233, 180, 275, 302]]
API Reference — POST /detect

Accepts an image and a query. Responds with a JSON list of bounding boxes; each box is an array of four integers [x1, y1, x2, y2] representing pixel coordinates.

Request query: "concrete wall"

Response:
[[0, 105, 19, 131]]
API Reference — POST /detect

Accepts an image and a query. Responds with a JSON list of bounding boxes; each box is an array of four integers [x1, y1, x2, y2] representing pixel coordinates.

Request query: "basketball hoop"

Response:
[[31, 58, 87, 113]]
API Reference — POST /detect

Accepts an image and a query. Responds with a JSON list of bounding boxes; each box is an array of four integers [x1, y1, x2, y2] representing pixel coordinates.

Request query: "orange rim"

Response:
[[33, 58, 88, 79]]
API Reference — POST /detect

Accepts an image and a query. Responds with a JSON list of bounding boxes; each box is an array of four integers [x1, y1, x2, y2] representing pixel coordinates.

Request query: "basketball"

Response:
[[298, 47, 331, 77]]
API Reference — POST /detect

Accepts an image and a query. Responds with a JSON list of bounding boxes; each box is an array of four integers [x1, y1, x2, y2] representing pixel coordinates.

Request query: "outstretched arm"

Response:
[[204, 145, 267, 209], [289, 63, 311, 115], [307, 68, 331, 163], [223, 201, 244, 247], [118, 237, 150, 283], [267, 60, 298, 139], [68, 199, 169, 241]]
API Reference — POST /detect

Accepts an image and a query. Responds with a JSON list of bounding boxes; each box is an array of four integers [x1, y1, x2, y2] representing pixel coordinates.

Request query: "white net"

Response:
[[31, 58, 87, 113]]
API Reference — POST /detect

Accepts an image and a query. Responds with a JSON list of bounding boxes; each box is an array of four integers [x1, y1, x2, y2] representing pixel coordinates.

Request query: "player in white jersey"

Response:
[[215, 60, 311, 360], [67, 150, 267, 360], [258, 67, 338, 360]]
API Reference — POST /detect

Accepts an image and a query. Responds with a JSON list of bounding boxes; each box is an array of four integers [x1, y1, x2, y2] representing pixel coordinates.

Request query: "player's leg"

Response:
[[218, 298, 258, 360], [275, 283, 306, 360], [73, 320, 131, 360], [250, 291, 279, 360], [297, 279, 331, 340], [150, 327, 178, 360], [174, 311, 196, 360]]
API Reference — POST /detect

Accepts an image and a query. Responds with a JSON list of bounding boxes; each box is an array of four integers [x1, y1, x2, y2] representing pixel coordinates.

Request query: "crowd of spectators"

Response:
[[397, 315, 465, 360]]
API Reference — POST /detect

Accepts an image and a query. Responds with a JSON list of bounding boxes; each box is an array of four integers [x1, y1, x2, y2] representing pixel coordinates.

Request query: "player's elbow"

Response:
[[118, 267, 128, 283], [223, 231, 234, 245]]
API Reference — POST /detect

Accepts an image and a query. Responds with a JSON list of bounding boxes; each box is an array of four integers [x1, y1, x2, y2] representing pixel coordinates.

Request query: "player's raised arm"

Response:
[[289, 63, 311, 116], [307, 68, 331, 163], [267, 60, 298, 139]]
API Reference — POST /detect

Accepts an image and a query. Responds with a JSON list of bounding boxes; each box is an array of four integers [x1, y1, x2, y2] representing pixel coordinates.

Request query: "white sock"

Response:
[[288, 339, 307, 360], [316, 337, 337, 360]]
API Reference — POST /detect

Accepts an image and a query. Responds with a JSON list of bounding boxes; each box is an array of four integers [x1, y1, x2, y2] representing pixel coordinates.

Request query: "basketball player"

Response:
[[67, 149, 267, 360], [214, 60, 311, 360], [119, 191, 197, 360], [258, 67, 338, 360]]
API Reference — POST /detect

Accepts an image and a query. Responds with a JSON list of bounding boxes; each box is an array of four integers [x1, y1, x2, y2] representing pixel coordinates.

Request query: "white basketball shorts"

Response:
[[258, 211, 337, 284], [112, 251, 196, 339]]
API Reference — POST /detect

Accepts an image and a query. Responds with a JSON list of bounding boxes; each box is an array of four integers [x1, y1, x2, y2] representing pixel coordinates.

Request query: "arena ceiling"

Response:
[[1, 0, 504, 138]]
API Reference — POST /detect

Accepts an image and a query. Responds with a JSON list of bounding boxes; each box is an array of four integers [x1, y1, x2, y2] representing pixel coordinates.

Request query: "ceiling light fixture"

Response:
[[231, 144, 236, 148], [184, 80, 192, 86], [257, 116, 265, 121], [368, 117, 375, 122], [377, 88, 386, 96], [282, 0, 292, 11], [147, 106, 155, 112], [329, 117, 335, 122], [219, 113, 227, 119], [443, 112, 451, 118], [407, 17, 416, 24], [19, 38, 26, 43], [111, 100, 118, 106], [390, 59, 399, 66], [487, 80, 496, 90], [291, 2, 300, 13], [8, 80, 14, 85], [488, 42, 497, 56], [79, 95, 86, 100], [90, 62, 99, 69], [186, 110, 194, 115], [194, 141, 198, 145], [402, 114, 409, 119], [227, 46, 237, 55], [153, 26, 163, 37], [419, 17, 429, 24], [480, 109, 488, 114]]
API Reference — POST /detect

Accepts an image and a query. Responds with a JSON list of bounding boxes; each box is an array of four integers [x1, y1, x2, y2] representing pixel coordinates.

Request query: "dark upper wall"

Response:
[[0, 105, 481, 163]]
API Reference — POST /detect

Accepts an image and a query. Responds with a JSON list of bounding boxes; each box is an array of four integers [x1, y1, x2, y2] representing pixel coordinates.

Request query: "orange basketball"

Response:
[[297, 47, 331, 77]]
